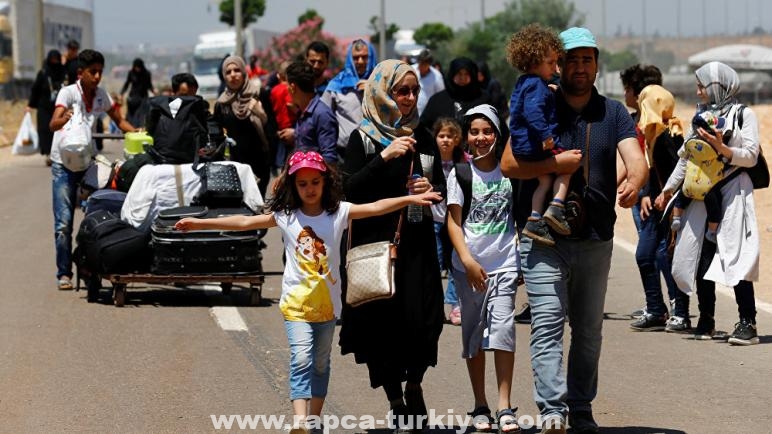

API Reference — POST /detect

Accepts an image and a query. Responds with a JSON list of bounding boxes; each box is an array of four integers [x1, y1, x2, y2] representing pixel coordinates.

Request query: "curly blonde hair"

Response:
[[506, 24, 564, 73]]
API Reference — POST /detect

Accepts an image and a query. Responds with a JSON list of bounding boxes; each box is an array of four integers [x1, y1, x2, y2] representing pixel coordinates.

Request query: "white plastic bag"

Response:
[[60, 104, 94, 172], [11, 112, 39, 155]]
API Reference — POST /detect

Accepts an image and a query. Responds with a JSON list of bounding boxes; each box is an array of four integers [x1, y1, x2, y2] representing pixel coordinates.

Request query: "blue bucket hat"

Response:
[[560, 27, 597, 51]]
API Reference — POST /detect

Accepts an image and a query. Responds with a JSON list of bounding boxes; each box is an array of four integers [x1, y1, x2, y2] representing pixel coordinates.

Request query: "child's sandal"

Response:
[[496, 408, 522, 434], [467, 405, 495, 433]]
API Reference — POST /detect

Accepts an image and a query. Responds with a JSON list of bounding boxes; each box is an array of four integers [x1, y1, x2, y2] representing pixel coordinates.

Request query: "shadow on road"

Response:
[[600, 428, 687, 434], [603, 312, 636, 321], [83, 285, 277, 308]]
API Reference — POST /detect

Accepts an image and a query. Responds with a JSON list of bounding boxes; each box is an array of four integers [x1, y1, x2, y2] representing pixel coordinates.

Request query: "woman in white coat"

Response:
[[656, 61, 761, 345]]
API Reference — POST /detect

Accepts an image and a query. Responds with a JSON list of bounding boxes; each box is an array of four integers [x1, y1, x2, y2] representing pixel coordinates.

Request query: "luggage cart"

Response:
[[88, 272, 283, 307]]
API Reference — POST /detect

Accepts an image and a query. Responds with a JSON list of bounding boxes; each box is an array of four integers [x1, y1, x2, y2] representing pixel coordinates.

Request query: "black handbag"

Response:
[[193, 162, 244, 208]]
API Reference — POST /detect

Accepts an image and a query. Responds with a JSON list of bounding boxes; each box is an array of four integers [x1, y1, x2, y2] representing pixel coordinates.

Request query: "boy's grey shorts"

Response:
[[452, 269, 518, 358]]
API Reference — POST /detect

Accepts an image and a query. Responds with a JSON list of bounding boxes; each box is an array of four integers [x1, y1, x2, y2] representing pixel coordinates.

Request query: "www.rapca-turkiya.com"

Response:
[[211, 411, 560, 432]]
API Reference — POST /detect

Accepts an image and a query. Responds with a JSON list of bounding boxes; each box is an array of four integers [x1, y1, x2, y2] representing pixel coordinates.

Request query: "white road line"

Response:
[[201, 284, 249, 332], [210, 307, 249, 331], [614, 237, 772, 315]]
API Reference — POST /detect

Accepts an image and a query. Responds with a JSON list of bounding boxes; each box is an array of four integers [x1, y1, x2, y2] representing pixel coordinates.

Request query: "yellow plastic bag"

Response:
[[682, 138, 725, 200]]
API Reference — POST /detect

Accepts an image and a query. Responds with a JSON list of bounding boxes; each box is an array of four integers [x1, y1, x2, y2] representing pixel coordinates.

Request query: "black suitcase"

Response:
[[150, 206, 262, 275]]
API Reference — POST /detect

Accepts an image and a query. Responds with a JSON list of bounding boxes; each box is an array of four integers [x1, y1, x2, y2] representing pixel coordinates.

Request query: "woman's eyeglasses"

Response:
[[392, 86, 420, 97]]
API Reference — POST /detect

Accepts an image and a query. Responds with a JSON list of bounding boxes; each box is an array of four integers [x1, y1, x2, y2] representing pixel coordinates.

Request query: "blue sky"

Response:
[[52, 0, 772, 49]]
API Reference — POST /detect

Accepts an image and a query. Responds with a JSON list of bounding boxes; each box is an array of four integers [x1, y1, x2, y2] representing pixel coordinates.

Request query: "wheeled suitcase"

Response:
[[150, 206, 262, 275]]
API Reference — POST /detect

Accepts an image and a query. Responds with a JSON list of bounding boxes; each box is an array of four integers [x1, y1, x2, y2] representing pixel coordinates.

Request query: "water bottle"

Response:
[[407, 174, 423, 223]]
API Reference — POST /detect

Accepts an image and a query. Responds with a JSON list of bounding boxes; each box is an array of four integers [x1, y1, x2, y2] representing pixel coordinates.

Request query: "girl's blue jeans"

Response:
[[284, 319, 336, 401]]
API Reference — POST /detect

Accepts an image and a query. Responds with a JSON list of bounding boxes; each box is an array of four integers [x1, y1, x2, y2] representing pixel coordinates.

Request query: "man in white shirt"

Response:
[[412, 49, 445, 116]]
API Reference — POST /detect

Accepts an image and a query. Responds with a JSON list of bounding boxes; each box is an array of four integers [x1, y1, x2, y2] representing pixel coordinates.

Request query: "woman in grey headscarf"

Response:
[[213, 55, 271, 195], [656, 61, 762, 345]]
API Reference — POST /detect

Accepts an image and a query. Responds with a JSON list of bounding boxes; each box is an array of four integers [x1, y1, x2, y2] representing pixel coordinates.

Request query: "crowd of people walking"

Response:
[[29, 19, 765, 434]]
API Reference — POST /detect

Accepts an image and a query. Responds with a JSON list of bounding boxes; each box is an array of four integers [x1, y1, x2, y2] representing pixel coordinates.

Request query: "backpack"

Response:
[[74, 209, 151, 274], [113, 152, 155, 193], [453, 161, 473, 223], [145, 95, 209, 164], [735, 105, 769, 189]]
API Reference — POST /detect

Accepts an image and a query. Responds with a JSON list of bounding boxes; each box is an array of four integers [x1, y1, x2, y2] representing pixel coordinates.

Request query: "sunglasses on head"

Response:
[[392, 86, 420, 97]]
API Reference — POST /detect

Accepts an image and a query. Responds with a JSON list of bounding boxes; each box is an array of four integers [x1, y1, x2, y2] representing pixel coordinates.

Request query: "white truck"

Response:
[[192, 28, 277, 100], [393, 29, 426, 61], [0, 0, 94, 95]]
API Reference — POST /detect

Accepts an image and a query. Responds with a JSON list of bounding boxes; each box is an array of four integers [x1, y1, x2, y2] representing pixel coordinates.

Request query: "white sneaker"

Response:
[[665, 316, 692, 333]]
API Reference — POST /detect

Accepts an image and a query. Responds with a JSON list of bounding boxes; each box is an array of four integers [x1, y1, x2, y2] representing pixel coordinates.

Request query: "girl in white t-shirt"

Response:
[[176, 150, 440, 434], [445, 104, 522, 433]]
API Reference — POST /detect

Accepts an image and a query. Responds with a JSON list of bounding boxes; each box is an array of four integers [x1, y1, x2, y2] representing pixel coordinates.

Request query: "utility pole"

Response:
[[702, 0, 707, 50], [36, 0, 44, 72], [640, 1, 647, 63], [379, 0, 386, 61], [481, 0, 485, 31], [235, 0, 243, 58]]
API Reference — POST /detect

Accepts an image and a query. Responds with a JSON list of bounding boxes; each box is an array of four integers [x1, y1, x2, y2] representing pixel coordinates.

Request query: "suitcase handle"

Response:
[[158, 206, 208, 219]]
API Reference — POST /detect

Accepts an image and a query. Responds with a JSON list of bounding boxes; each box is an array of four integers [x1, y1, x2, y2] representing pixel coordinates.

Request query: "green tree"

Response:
[[298, 9, 322, 26], [435, 0, 583, 93], [414, 22, 454, 50], [219, 0, 266, 28], [601, 48, 639, 71], [486, 0, 580, 35], [368, 15, 400, 46]]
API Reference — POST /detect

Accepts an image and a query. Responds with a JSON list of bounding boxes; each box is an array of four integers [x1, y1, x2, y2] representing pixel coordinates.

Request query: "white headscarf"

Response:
[[694, 61, 740, 114]]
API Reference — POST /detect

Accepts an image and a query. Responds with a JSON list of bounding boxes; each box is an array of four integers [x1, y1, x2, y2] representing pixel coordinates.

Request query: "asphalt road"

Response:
[[0, 141, 770, 433]]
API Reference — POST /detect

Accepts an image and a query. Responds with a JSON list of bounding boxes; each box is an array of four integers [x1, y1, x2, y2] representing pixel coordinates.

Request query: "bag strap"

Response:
[[174, 165, 184, 206], [583, 123, 592, 187], [346, 157, 411, 254], [453, 161, 473, 223], [736, 104, 746, 129]]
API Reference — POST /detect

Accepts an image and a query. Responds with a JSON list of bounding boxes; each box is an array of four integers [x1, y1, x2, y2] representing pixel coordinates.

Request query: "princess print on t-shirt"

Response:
[[280, 225, 336, 322]]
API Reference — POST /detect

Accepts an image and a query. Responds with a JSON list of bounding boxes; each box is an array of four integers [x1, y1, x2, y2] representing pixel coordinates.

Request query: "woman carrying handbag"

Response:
[[340, 59, 446, 433]]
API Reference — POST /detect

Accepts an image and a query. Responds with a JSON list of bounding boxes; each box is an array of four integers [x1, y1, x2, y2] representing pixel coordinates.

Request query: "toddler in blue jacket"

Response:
[[507, 24, 568, 246]]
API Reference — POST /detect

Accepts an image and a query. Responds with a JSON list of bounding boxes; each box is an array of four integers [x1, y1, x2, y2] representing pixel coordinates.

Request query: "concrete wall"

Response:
[[9, 0, 93, 81]]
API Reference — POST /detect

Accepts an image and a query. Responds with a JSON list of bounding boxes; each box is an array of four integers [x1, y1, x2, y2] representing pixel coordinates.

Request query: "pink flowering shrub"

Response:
[[253, 16, 341, 75]]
